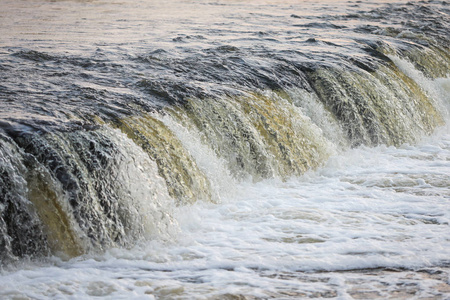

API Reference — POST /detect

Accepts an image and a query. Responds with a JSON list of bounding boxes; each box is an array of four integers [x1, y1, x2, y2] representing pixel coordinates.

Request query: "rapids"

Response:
[[0, 0, 449, 298]]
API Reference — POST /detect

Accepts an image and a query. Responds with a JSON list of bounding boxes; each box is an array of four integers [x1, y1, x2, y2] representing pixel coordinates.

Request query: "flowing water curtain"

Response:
[[374, 30, 450, 80], [166, 91, 335, 181], [112, 114, 212, 204], [304, 50, 444, 147], [1, 55, 448, 262], [0, 136, 50, 261], [0, 127, 175, 261], [283, 88, 349, 150]]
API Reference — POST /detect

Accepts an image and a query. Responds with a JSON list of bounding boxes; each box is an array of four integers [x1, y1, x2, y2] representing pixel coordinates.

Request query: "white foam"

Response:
[[1, 130, 449, 299]]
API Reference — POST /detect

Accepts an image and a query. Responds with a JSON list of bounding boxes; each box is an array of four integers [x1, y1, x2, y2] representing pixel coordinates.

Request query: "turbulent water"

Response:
[[1, 0, 450, 298]]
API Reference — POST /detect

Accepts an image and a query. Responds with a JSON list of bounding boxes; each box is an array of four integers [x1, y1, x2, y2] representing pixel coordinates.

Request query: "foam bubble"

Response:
[[1, 131, 449, 299]]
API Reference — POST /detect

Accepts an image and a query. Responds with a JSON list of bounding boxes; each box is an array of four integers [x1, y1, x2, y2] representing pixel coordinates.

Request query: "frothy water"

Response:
[[1, 129, 449, 299], [1, 0, 450, 298]]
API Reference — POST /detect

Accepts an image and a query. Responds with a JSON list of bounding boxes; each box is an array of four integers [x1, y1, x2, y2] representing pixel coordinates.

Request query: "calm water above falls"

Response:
[[0, 0, 449, 299]]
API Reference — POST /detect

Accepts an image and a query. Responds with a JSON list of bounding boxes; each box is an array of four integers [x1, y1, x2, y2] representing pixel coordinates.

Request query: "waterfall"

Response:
[[0, 0, 449, 264]]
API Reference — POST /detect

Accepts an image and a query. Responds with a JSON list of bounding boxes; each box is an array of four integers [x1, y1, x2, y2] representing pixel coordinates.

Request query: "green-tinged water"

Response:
[[0, 0, 449, 298]]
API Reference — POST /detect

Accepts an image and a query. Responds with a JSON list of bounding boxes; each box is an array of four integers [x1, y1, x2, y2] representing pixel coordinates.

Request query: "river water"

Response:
[[0, 0, 449, 299]]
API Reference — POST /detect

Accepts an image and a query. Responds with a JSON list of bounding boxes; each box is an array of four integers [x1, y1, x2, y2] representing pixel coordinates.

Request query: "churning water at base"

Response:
[[1, 0, 450, 298], [1, 128, 449, 299]]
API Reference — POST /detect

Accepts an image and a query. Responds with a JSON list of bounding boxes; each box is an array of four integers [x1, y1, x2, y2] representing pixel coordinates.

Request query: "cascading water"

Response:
[[0, 0, 449, 298], [1, 126, 175, 260]]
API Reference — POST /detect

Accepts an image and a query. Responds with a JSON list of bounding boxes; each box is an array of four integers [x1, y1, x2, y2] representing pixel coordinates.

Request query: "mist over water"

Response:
[[1, 0, 449, 298]]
